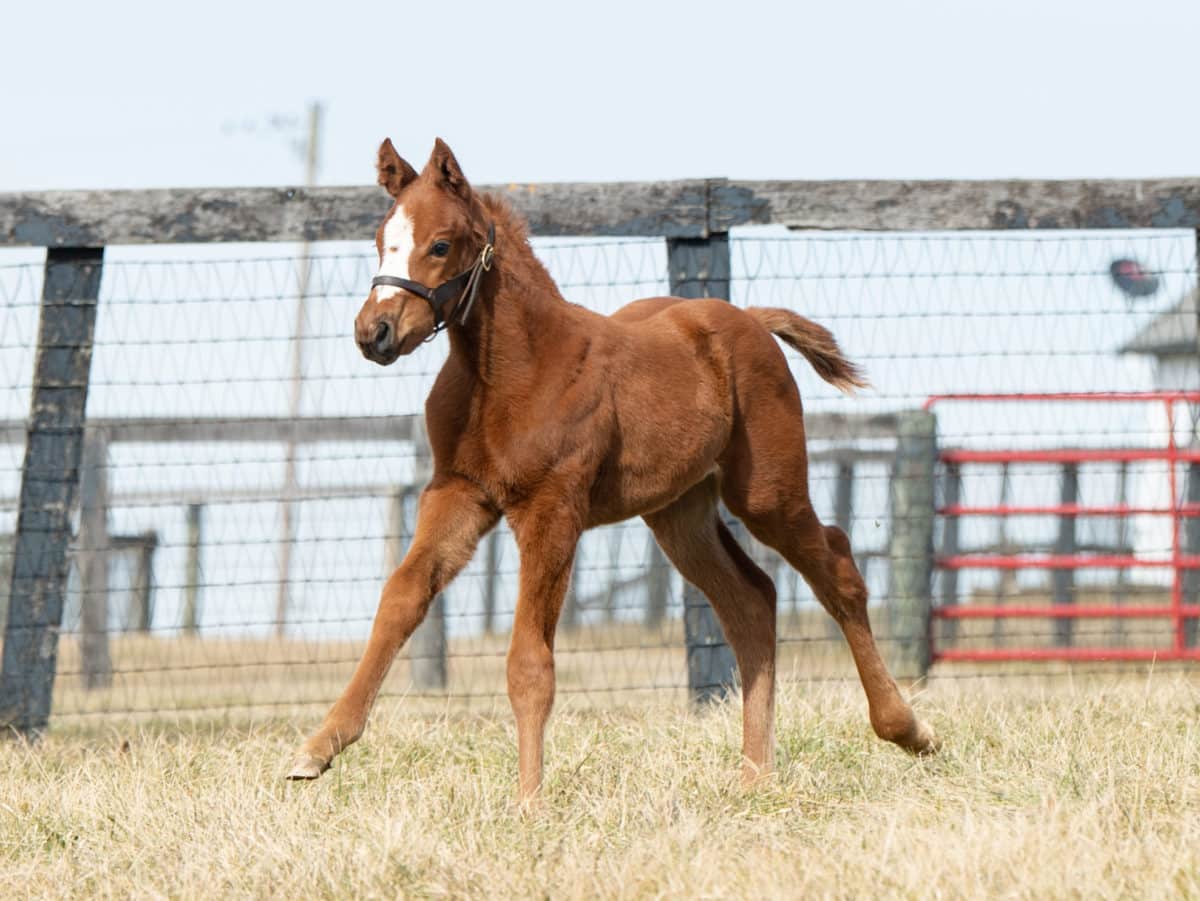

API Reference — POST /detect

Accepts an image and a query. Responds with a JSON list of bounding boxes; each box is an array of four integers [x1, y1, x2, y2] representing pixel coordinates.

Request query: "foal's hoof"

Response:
[[286, 752, 330, 780], [906, 719, 941, 757]]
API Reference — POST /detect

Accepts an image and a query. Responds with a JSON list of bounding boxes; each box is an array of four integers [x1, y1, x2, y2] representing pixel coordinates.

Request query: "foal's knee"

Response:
[[377, 556, 441, 620], [506, 642, 555, 717]]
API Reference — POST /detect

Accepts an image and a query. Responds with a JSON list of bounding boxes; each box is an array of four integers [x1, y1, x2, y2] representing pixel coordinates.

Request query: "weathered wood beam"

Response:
[[720, 178, 1200, 232], [0, 180, 712, 247], [0, 415, 419, 445], [5, 177, 1199, 248], [0, 411, 884, 445], [803, 411, 900, 443], [0, 484, 399, 510]]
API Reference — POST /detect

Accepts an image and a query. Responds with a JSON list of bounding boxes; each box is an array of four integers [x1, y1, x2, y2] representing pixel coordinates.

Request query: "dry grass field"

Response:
[[3, 668, 1200, 899]]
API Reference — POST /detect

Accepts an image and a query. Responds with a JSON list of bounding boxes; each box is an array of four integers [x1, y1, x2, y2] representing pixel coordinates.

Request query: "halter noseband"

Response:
[[370, 223, 496, 339]]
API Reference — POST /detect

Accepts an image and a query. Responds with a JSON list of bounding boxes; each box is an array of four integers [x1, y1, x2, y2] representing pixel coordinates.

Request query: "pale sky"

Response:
[[4, 0, 1199, 191]]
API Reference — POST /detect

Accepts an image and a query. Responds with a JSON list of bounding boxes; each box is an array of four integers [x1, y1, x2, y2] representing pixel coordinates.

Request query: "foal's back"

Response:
[[606, 294, 804, 425]]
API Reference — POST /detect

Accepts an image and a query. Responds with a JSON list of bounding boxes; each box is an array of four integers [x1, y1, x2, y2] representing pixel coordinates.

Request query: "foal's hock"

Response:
[[288, 138, 938, 796]]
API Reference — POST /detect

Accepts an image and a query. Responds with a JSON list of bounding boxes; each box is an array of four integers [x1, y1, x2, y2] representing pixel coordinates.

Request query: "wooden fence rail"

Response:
[[5, 177, 1200, 246]]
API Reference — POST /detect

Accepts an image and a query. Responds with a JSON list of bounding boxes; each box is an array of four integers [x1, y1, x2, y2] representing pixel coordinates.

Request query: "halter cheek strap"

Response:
[[371, 223, 496, 338]]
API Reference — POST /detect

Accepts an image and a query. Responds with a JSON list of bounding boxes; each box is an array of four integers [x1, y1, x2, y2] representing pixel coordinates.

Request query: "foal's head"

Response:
[[355, 138, 488, 364]]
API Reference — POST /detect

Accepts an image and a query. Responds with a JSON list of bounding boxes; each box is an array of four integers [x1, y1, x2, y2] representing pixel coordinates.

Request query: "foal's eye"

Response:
[[431, 241, 451, 258]]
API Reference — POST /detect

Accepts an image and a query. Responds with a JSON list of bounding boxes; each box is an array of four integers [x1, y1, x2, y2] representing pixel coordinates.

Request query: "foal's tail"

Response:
[[746, 307, 869, 395]]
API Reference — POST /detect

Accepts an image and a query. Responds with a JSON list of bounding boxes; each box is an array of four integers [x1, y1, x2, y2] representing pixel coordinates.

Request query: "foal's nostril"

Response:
[[372, 320, 393, 355]]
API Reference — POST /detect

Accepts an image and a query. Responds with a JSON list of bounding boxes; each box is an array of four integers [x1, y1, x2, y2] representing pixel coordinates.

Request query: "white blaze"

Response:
[[374, 205, 415, 302]]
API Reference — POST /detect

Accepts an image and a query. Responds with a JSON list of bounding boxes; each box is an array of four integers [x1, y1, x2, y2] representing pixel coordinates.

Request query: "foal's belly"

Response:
[[585, 463, 717, 527], [586, 392, 729, 527]]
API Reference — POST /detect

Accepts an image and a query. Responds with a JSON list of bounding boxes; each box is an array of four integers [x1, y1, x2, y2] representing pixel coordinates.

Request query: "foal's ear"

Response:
[[376, 138, 418, 198], [426, 138, 470, 199]]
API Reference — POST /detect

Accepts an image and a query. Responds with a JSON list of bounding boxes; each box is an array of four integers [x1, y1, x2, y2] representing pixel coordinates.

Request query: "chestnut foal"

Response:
[[288, 139, 938, 796]]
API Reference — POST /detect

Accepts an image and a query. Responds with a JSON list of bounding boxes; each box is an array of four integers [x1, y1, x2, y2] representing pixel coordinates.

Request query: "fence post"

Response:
[[602, 529, 620, 622], [1113, 462, 1130, 638], [643, 534, 670, 628], [0, 535, 11, 630], [667, 233, 738, 703], [1184, 463, 1200, 648], [78, 431, 112, 689], [397, 487, 447, 689], [834, 461, 855, 537], [939, 461, 962, 644], [404, 420, 447, 690], [0, 247, 103, 734], [560, 542, 582, 631], [1053, 463, 1078, 647], [182, 503, 203, 634], [887, 409, 937, 679], [992, 462, 1013, 646], [481, 529, 500, 634], [830, 461, 856, 640], [131, 532, 156, 633]]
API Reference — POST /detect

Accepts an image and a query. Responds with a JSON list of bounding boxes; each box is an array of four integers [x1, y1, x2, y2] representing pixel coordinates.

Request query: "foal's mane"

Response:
[[478, 192, 530, 247], [476, 191, 562, 302]]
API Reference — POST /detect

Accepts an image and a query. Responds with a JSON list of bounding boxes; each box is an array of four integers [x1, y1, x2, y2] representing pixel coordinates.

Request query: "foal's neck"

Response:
[[446, 203, 573, 388]]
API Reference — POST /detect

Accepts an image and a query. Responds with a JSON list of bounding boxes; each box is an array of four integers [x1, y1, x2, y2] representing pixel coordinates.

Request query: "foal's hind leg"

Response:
[[645, 476, 778, 783], [719, 390, 937, 755], [707, 318, 937, 755], [733, 495, 937, 755], [799, 515, 935, 752]]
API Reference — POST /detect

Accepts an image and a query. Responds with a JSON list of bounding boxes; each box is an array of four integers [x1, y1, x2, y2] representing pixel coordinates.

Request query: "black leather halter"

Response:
[[370, 223, 496, 338]]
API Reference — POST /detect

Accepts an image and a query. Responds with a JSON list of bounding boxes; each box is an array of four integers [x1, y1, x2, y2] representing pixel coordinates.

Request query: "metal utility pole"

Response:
[[275, 100, 322, 637]]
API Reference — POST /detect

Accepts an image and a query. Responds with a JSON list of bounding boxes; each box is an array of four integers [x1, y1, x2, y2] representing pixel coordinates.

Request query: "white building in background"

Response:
[[1118, 286, 1200, 574], [1121, 286, 1200, 393]]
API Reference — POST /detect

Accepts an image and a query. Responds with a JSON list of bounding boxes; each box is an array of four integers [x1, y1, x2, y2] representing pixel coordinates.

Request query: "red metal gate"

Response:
[[926, 392, 1200, 663]]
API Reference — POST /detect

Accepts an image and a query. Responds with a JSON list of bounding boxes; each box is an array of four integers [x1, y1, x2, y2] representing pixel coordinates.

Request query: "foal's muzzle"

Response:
[[355, 312, 402, 365]]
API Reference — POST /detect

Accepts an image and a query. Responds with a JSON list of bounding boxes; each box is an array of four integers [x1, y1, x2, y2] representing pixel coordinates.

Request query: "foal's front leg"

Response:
[[287, 476, 497, 779], [506, 506, 580, 802]]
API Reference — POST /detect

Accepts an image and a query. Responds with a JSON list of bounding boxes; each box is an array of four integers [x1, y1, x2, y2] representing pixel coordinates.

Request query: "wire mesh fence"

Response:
[[1, 226, 1198, 722]]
